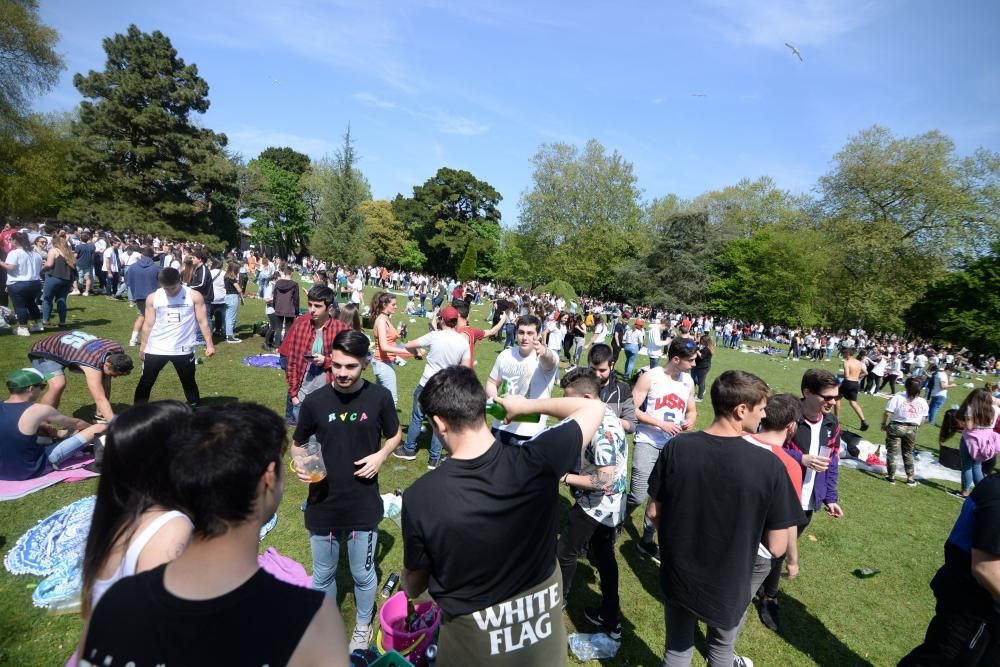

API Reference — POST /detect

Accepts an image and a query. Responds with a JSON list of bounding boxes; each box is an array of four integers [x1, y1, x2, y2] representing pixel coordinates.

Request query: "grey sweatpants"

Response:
[[661, 553, 772, 667], [629, 438, 661, 542]]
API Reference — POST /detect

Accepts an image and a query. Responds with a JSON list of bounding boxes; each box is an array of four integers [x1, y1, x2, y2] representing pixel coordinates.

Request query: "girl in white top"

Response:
[[80, 401, 193, 618], [0, 231, 44, 334]]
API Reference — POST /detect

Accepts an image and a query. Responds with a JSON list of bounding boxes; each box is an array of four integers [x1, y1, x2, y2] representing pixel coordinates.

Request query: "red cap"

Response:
[[440, 306, 460, 322]]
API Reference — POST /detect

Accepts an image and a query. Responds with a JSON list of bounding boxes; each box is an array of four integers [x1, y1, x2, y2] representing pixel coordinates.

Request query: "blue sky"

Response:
[[34, 0, 1000, 223]]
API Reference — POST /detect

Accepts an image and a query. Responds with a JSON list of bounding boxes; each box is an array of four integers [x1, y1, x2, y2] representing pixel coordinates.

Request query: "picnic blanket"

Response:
[[840, 436, 961, 483], [0, 455, 97, 501], [242, 354, 283, 369], [5, 496, 279, 609]]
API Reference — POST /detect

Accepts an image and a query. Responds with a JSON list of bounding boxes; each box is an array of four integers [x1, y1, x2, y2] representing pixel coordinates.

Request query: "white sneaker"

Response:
[[15, 326, 30, 337], [29, 322, 44, 333], [348, 623, 373, 652], [0, 319, 10, 329]]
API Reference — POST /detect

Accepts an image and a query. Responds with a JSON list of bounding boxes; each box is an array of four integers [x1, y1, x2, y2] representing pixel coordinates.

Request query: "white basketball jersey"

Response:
[[146, 287, 197, 355], [634, 367, 694, 449]]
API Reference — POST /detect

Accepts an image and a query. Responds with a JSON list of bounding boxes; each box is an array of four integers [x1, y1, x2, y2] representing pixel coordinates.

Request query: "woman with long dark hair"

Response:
[[693, 333, 715, 401], [80, 401, 193, 618], [338, 302, 362, 331]]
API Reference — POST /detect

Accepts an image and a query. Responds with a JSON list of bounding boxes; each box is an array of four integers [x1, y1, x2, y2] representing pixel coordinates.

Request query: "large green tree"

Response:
[[360, 199, 411, 267], [0, 0, 63, 129], [258, 146, 311, 176], [694, 176, 809, 238], [310, 127, 372, 265], [393, 167, 501, 275], [906, 246, 1000, 353], [517, 139, 646, 295], [707, 226, 826, 326], [614, 209, 732, 311], [491, 229, 531, 287], [0, 111, 74, 217], [59, 25, 238, 246], [245, 157, 309, 254]]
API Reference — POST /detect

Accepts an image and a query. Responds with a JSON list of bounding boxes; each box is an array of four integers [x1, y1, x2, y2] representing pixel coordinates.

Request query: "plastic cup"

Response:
[[295, 438, 327, 482]]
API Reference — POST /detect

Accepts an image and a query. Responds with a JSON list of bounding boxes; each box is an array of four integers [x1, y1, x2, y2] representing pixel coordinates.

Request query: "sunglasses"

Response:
[[817, 394, 839, 402]]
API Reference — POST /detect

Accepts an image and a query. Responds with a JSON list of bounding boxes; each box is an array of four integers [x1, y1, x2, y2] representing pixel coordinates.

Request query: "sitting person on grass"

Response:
[[0, 368, 106, 481]]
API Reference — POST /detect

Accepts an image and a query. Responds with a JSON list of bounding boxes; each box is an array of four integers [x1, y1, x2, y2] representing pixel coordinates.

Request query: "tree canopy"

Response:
[[59, 25, 237, 247], [393, 167, 501, 275], [310, 127, 372, 265], [0, 0, 63, 129]]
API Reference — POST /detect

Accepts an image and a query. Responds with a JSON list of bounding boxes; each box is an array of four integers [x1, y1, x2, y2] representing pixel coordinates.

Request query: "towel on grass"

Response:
[[0, 456, 97, 501]]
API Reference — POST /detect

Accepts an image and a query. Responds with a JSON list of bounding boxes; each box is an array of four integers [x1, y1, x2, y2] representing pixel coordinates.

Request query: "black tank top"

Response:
[[82, 564, 325, 666], [50, 253, 72, 280]]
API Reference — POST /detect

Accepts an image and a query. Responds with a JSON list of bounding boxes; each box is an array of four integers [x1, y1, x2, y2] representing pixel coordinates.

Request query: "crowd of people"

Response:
[[2, 220, 999, 666]]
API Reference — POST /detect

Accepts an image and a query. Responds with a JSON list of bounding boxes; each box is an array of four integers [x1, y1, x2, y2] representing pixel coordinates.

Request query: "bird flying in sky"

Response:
[[785, 42, 803, 61]]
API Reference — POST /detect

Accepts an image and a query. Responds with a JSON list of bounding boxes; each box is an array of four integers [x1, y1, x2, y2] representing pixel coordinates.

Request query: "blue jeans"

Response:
[[649, 355, 661, 369], [8, 280, 41, 324], [403, 383, 443, 461], [959, 436, 984, 492], [927, 395, 946, 425], [42, 276, 72, 324], [224, 294, 240, 337], [371, 359, 398, 407], [45, 431, 92, 466], [623, 343, 640, 380], [257, 275, 270, 296], [503, 323, 516, 348], [309, 529, 378, 625]]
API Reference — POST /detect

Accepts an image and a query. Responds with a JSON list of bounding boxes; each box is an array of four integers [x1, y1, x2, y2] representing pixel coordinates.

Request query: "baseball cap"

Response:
[[634, 319, 645, 328], [6, 368, 47, 391], [439, 306, 460, 323]]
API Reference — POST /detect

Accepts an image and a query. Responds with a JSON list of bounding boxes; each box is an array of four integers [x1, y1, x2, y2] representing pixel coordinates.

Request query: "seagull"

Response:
[[691, 93, 707, 97], [784, 42, 803, 61]]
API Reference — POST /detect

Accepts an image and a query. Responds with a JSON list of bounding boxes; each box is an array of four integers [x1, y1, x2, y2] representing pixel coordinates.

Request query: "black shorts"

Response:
[[135, 299, 146, 315], [839, 380, 860, 401]]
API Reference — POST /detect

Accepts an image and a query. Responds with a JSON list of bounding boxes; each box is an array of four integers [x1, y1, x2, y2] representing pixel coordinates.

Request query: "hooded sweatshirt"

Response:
[[125, 256, 162, 301], [272, 277, 300, 318]]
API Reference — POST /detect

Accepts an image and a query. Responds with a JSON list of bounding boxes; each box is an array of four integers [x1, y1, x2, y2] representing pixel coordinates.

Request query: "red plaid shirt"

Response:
[[278, 314, 349, 398]]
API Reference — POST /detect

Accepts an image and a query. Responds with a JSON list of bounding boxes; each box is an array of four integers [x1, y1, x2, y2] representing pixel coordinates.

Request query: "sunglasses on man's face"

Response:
[[817, 393, 839, 402]]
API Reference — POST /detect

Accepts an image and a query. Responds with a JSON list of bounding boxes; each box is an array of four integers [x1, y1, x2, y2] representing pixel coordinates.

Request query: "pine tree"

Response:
[[457, 242, 478, 281], [59, 25, 237, 247]]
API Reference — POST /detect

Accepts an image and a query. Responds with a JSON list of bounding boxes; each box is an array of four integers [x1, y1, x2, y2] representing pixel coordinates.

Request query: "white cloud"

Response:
[[703, 0, 889, 49], [353, 92, 396, 109], [224, 126, 340, 160], [432, 113, 489, 136]]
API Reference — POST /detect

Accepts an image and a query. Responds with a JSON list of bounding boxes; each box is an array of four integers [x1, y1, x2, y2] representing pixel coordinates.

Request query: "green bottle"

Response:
[[485, 379, 541, 423]]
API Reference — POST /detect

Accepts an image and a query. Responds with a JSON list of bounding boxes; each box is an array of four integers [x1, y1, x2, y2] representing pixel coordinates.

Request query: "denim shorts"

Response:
[[31, 357, 65, 378]]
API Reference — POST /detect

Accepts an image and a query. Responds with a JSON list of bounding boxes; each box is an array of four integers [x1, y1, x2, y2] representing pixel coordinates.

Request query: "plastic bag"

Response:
[[568, 633, 620, 660]]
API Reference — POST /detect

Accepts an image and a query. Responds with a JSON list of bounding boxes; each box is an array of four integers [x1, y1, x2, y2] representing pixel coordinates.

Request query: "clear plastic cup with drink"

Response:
[[295, 438, 327, 483]]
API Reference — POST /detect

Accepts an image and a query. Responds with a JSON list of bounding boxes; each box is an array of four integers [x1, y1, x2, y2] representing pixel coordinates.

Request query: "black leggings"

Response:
[[693, 365, 711, 399], [266, 315, 296, 348], [134, 352, 200, 406], [879, 375, 898, 395]]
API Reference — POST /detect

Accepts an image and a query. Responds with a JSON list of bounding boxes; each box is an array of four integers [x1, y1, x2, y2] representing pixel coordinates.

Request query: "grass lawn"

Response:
[[0, 285, 986, 666]]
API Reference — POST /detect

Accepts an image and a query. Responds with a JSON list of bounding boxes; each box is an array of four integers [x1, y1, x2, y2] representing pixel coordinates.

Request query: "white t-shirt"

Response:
[[412, 329, 470, 385], [4, 248, 42, 283], [886, 393, 929, 424], [546, 323, 566, 352], [931, 371, 950, 398], [350, 278, 364, 304], [488, 347, 558, 437]]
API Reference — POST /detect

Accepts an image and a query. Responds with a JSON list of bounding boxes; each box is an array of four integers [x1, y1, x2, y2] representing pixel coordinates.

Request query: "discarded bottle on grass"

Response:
[[46, 595, 82, 616], [380, 572, 399, 598], [853, 567, 880, 578]]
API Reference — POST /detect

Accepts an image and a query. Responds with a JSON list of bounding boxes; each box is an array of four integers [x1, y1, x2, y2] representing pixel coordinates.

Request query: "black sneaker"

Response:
[[583, 607, 622, 641], [637, 540, 661, 565], [884, 476, 896, 485], [757, 597, 780, 632], [860, 420, 870, 432], [427, 457, 441, 470], [392, 446, 416, 461], [906, 479, 918, 487]]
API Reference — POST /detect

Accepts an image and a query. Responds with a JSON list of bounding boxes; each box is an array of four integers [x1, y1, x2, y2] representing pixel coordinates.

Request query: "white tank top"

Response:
[[634, 367, 694, 449], [90, 510, 191, 609], [146, 287, 198, 355]]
